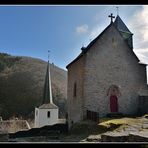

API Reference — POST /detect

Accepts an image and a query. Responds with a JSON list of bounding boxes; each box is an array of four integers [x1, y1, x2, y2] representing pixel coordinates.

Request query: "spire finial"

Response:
[[48, 50, 50, 62], [108, 13, 115, 23], [116, 6, 119, 16]]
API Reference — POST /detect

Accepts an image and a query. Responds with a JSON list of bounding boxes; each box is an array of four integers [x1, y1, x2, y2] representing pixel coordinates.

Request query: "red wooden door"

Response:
[[110, 95, 118, 112]]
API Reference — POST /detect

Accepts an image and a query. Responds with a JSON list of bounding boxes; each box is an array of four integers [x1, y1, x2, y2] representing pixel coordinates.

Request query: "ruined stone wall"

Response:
[[0, 120, 30, 133]]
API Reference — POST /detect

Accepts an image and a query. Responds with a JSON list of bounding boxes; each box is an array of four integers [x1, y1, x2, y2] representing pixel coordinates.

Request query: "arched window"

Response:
[[107, 85, 121, 97], [73, 82, 77, 97], [47, 111, 50, 118]]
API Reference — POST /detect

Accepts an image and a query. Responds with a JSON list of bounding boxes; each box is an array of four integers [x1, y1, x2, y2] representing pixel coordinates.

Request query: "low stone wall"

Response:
[[0, 120, 30, 133]]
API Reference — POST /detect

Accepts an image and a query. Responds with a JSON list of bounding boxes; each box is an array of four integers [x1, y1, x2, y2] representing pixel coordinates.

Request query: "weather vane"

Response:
[[48, 50, 50, 62], [116, 6, 119, 15]]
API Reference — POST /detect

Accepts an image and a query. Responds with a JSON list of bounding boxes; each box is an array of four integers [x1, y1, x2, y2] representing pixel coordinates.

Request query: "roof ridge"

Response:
[[39, 103, 58, 109], [66, 23, 113, 68]]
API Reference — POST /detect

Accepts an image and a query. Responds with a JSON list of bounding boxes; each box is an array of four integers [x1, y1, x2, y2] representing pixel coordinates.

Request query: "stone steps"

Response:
[[106, 113, 124, 118]]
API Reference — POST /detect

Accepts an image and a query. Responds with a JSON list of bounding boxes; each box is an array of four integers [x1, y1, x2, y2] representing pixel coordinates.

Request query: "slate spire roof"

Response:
[[41, 51, 58, 109], [42, 60, 53, 104], [114, 15, 132, 34]]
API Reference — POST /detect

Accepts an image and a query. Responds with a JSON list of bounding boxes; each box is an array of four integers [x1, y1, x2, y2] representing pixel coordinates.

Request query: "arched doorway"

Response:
[[110, 95, 118, 112], [107, 85, 121, 113]]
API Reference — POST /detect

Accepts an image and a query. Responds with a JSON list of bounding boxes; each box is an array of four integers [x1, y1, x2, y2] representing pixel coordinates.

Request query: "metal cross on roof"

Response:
[[108, 13, 115, 23]]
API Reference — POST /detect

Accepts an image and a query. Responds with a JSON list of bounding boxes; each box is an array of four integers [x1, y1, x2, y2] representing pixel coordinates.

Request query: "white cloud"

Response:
[[130, 6, 148, 43], [75, 24, 104, 47], [76, 24, 105, 47], [81, 22, 109, 47], [134, 49, 148, 63], [128, 6, 148, 64], [76, 24, 88, 34], [134, 48, 148, 54]]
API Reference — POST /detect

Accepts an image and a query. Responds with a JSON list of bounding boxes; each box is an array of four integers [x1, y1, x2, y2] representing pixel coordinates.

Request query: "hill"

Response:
[[0, 53, 67, 119]]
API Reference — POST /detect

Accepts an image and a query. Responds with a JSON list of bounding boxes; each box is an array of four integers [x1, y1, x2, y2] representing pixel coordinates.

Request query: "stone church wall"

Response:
[[67, 23, 148, 126], [83, 25, 148, 117], [67, 56, 85, 127]]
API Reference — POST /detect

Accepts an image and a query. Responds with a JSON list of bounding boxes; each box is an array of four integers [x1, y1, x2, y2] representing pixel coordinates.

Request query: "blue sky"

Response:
[[0, 5, 147, 70]]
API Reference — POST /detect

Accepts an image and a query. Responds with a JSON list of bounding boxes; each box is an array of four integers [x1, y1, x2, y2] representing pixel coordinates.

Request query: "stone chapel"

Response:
[[35, 51, 58, 128], [66, 14, 148, 127]]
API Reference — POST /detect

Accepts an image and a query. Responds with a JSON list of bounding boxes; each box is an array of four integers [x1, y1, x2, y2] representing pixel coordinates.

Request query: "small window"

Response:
[[47, 111, 50, 118], [73, 82, 77, 97]]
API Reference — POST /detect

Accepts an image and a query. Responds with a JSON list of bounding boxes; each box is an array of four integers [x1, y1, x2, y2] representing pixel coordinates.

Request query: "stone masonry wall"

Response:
[[67, 23, 148, 127], [83, 24, 148, 117], [67, 56, 85, 127]]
